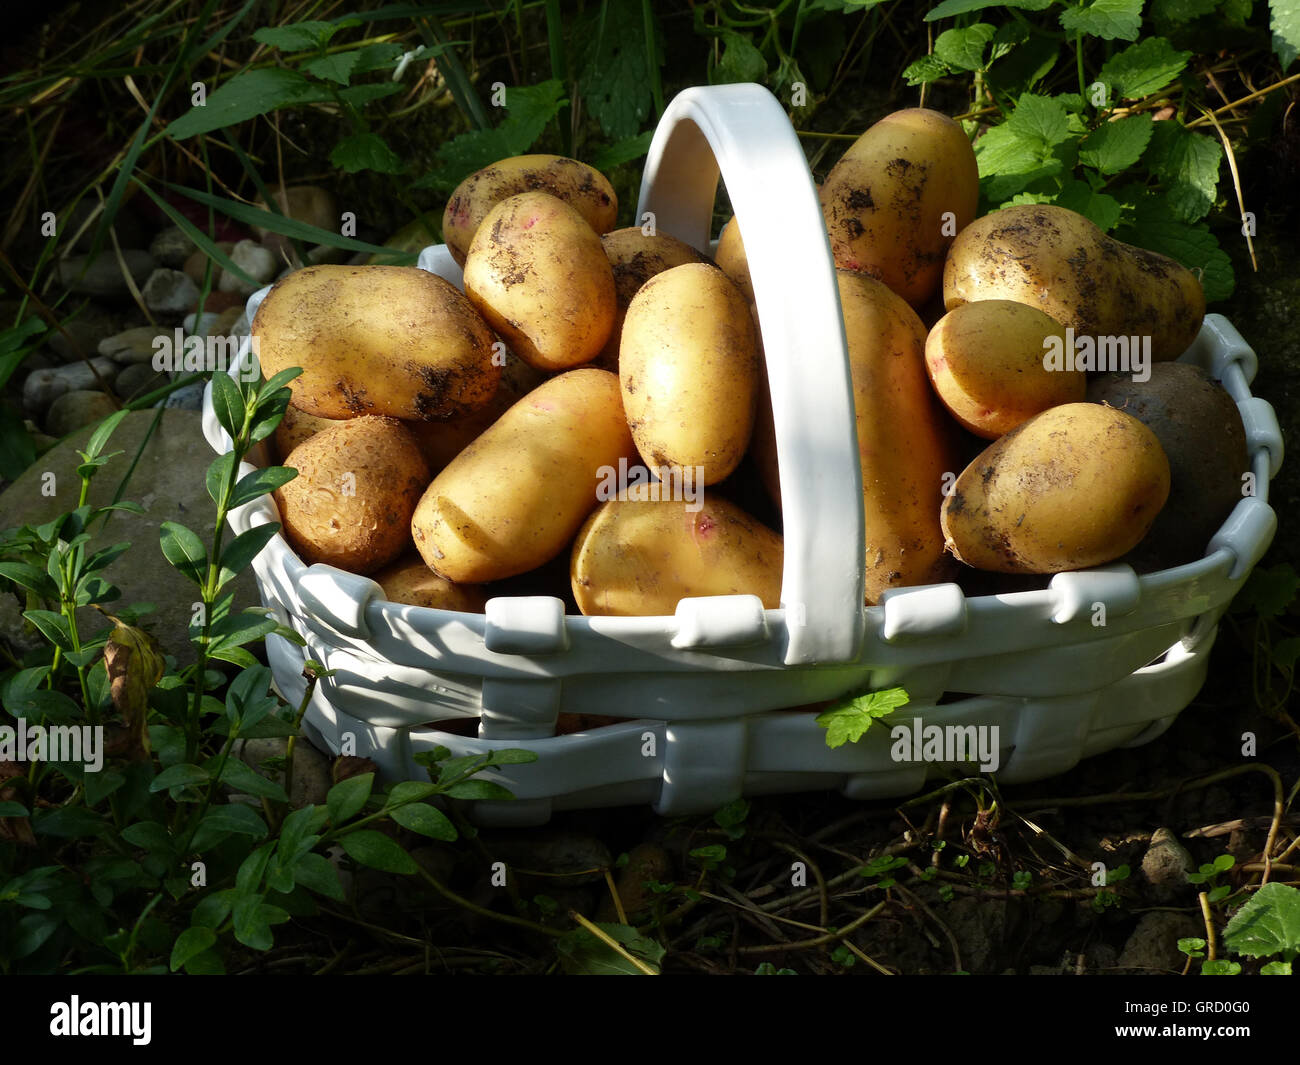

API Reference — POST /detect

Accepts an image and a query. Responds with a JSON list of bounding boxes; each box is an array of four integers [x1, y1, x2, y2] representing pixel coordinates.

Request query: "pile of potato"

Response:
[[253, 109, 1248, 625]]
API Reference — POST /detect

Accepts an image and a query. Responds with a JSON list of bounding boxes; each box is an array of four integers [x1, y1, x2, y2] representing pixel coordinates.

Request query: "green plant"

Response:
[[816, 686, 910, 748], [1181, 882, 1300, 974], [1187, 852, 1237, 903]]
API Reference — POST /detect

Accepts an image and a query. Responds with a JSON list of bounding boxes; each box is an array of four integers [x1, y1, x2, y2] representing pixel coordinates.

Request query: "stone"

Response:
[[234, 736, 331, 809], [99, 326, 162, 365], [218, 240, 277, 296], [187, 290, 244, 314], [49, 304, 121, 362], [596, 842, 673, 922], [57, 250, 155, 297], [164, 381, 206, 411], [0, 410, 260, 662], [182, 244, 234, 286], [148, 225, 196, 268], [1141, 827, 1194, 902], [1117, 912, 1203, 973], [182, 312, 221, 337], [115, 363, 170, 400], [142, 269, 199, 314], [44, 390, 118, 437], [211, 307, 246, 337], [23, 357, 120, 413]]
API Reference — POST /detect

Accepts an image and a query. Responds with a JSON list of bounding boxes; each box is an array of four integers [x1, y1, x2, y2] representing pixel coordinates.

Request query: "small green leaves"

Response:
[[336, 829, 417, 874], [1077, 114, 1154, 174], [326, 772, 374, 825], [1059, 0, 1144, 41], [159, 521, 208, 587], [935, 23, 996, 71], [1097, 37, 1191, 101], [816, 687, 909, 748], [389, 802, 457, 840]]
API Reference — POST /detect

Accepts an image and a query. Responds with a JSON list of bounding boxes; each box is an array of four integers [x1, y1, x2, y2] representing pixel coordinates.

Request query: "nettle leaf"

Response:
[[1150, 0, 1218, 22], [1097, 37, 1192, 101], [1059, 0, 1144, 41], [1142, 121, 1223, 223], [903, 54, 952, 86], [165, 68, 317, 139], [1273, 0, 1300, 69], [1115, 193, 1234, 302], [578, 0, 653, 139], [1222, 882, 1300, 959], [331, 132, 404, 175], [925, 0, 1054, 17], [1078, 114, 1154, 174], [935, 23, 996, 71], [713, 31, 767, 84], [304, 50, 361, 86], [252, 20, 345, 53], [1006, 93, 1073, 147], [1233, 563, 1298, 617], [816, 687, 910, 749]]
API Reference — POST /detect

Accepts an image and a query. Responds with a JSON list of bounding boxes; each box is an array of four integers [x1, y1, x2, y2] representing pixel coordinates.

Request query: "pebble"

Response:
[[45, 390, 118, 436], [1141, 827, 1194, 901], [115, 363, 170, 400], [213, 307, 247, 337], [99, 325, 161, 365], [218, 240, 277, 296], [23, 357, 120, 413], [1117, 912, 1202, 973], [164, 380, 206, 411], [57, 250, 155, 297], [182, 243, 234, 286], [182, 311, 221, 337], [148, 225, 196, 268], [142, 269, 200, 314], [49, 304, 121, 362]]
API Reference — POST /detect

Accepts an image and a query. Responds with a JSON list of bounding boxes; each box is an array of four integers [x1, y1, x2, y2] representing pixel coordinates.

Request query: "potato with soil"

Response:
[[925, 300, 1082, 438], [1087, 363, 1248, 571], [463, 191, 617, 371], [442, 154, 618, 265], [943, 205, 1205, 363], [620, 262, 759, 485], [373, 556, 488, 612], [411, 368, 635, 583], [274, 402, 346, 461], [940, 403, 1171, 574], [275, 417, 431, 575], [820, 108, 978, 308], [253, 264, 500, 421], [570, 495, 783, 616], [714, 217, 753, 303]]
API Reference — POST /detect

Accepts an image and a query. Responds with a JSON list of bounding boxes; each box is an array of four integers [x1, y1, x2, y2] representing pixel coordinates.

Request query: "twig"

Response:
[[603, 866, 628, 926], [736, 899, 888, 955], [1198, 891, 1218, 961]]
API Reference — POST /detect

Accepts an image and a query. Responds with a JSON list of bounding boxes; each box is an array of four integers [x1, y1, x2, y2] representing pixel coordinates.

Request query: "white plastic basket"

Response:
[[203, 85, 1283, 826]]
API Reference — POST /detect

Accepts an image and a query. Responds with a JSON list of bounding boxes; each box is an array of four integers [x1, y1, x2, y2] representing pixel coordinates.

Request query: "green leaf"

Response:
[[330, 131, 405, 175], [1200, 958, 1242, 974], [159, 521, 208, 587], [556, 923, 665, 975], [1261, 960, 1293, 974], [199, 804, 269, 838], [1078, 114, 1154, 174], [217, 523, 280, 589], [0, 561, 58, 599], [170, 927, 217, 972], [232, 893, 290, 951], [1177, 936, 1207, 957], [230, 466, 297, 509], [22, 609, 72, 652], [0, 409, 36, 481], [588, 130, 655, 172], [1271, 636, 1300, 670], [1055, 180, 1122, 231], [713, 31, 767, 84], [487, 748, 539, 767], [935, 24, 996, 71], [1097, 37, 1191, 101], [1273, 0, 1300, 69], [292, 851, 346, 900], [926, 0, 1054, 17], [445, 778, 515, 801], [121, 820, 173, 853], [209, 372, 245, 442], [389, 802, 458, 840], [903, 54, 952, 86], [1116, 193, 1234, 302], [326, 772, 374, 824], [206, 451, 237, 508], [216, 758, 288, 802], [149, 763, 210, 793], [1059, 0, 1144, 40], [1222, 882, 1300, 959], [336, 829, 417, 874], [1007, 93, 1073, 147], [1150, 0, 1218, 21], [385, 781, 440, 806], [192, 889, 235, 929], [1234, 564, 1298, 618], [83, 408, 131, 461], [816, 687, 910, 748], [304, 50, 361, 86], [165, 68, 317, 139], [1143, 120, 1222, 223], [577, 0, 652, 138], [252, 21, 340, 52], [0, 800, 30, 817]]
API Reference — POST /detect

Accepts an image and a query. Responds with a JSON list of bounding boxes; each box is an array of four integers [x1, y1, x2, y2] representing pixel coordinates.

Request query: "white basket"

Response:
[[203, 85, 1284, 826]]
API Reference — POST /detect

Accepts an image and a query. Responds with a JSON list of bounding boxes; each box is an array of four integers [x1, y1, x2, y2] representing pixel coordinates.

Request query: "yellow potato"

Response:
[[839, 270, 956, 603], [820, 109, 978, 308], [275, 417, 431, 575], [274, 402, 347, 461], [372, 555, 488, 612], [940, 403, 1171, 573], [750, 373, 781, 513], [463, 191, 617, 371], [571, 495, 783, 616], [924, 300, 1082, 439], [442, 154, 618, 265], [620, 263, 759, 485], [714, 217, 753, 303], [411, 368, 635, 583], [253, 265, 500, 421], [943, 205, 1205, 363]]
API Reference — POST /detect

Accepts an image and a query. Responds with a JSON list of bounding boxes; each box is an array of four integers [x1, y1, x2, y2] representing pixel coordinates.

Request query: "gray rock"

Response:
[[942, 895, 1007, 974], [115, 363, 170, 400], [218, 241, 277, 296], [234, 736, 331, 809], [49, 304, 122, 362], [1141, 827, 1194, 901], [44, 390, 119, 437], [57, 250, 155, 297], [0, 410, 260, 662], [23, 357, 120, 413], [211, 307, 247, 338], [148, 225, 196, 268], [1117, 912, 1203, 973], [182, 312, 221, 337], [99, 326, 163, 365], [164, 380, 206, 411], [142, 269, 200, 314]]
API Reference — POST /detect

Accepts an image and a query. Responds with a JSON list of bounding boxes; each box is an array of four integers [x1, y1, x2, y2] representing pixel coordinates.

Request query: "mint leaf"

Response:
[[1098, 37, 1192, 100], [577, 0, 652, 139], [1078, 114, 1154, 173], [1143, 121, 1222, 222], [1059, 0, 1144, 41], [1056, 180, 1122, 231], [1222, 882, 1300, 959], [165, 68, 316, 139], [903, 54, 951, 86], [304, 50, 361, 86], [925, 0, 1054, 18], [331, 132, 404, 174], [1273, 0, 1300, 68], [935, 24, 996, 71], [816, 688, 910, 749]]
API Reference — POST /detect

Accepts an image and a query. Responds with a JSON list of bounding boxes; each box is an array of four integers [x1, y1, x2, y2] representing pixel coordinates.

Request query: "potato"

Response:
[[620, 263, 759, 485], [714, 217, 753, 303], [274, 402, 346, 461], [411, 368, 634, 583], [463, 192, 617, 371], [924, 300, 1083, 439], [940, 403, 1171, 574], [571, 495, 782, 616], [596, 227, 709, 370], [253, 265, 500, 421], [442, 155, 618, 266], [372, 555, 488, 612], [820, 108, 978, 308], [943, 205, 1205, 364], [1087, 363, 1247, 571], [275, 417, 431, 575], [839, 271, 956, 602], [751, 373, 781, 513]]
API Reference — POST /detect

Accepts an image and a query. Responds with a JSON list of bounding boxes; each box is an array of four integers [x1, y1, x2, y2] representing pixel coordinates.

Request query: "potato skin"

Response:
[[253, 265, 500, 421], [1087, 363, 1247, 571], [274, 402, 347, 461], [275, 417, 432, 575], [373, 556, 488, 612], [820, 109, 978, 308], [940, 402, 1171, 574], [925, 300, 1082, 439], [620, 263, 759, 485], [411, 368, 635, 583], [714, 217, 753, 303], [943, 205, 1205, 363], [442, 154, 618, 266], [464, 191, 617, 371], [570, 495, 783, 616]]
